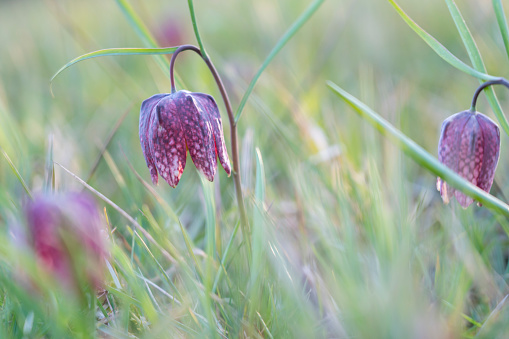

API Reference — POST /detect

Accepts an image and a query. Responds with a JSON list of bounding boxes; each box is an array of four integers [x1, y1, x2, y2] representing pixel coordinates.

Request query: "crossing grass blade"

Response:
[[387, 0, 499, 81], [234, 0, 325, 122], [114, 0, 174, 80]]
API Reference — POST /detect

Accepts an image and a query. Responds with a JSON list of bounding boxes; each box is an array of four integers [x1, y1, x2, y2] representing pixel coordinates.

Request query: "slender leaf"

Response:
[[120, 147, 180, 224], [441, 300, 483, 328], [211, 220, 241, 293], [44, 134, 54, 194], [199, 177, 216, 264], [327, 81, 509, 217], [445, 0, 483, 67], [86, 104, 132, 183], [1, 147, 32, 198], [257, 312, 275, 339], [187, 0, 208, 59], [248, 148, 267, 317], [198, 177, 218, 339], [445, 0, 509, 137], [50, 47, 177, 83], [114, 0, 173, 79], [235, 0, 325, 122], [493, 0, 509, 61], [115, 0, 158, 47], [177, 220, 204, 281], [387, 0, 498, 81], [55, 162, 176, 264]]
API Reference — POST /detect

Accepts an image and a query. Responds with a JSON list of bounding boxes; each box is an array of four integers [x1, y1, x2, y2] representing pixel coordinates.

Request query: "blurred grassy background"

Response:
[[2, 0, 509, 337]]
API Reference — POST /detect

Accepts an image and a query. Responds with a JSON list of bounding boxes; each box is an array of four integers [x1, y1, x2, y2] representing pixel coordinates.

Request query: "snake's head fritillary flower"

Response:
[[139, 90, 231, 187], [437, 110, 500, 208], [26, 193, 108, 291]]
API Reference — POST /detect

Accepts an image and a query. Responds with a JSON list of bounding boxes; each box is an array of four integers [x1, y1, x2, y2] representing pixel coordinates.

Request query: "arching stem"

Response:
[[169, 45, 251, 252], [471, 78, 509, 111]]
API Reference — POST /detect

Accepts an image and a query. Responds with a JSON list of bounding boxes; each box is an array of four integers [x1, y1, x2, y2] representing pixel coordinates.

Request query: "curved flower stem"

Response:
[[169, 45, 251, 253], [471, 78, 509, 111]]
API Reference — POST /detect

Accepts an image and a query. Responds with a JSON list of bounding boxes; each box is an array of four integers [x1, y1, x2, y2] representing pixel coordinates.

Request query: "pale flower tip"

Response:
[[160, 172, 177, 188], [150, 170, 159, 186], [222, 160, 232, 177], [167, 177, 179, 188], [455, 191, 473, 209], [198, 167, 215, 182]]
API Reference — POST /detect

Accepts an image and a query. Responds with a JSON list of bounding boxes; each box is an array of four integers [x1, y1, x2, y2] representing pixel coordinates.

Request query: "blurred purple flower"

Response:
[[156, 19, 185, 47], [26, 193, 108, 291], [437, 110, 500, 208], [139, 90, 231, 187]]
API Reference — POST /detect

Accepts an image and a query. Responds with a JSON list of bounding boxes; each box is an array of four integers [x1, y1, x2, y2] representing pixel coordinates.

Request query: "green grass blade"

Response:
[[445, 0, 509, 138], [198, 177, 217, 338], [234, 0, 325, 122], [493, 0, 509, 61], [199, 177, 216, 264], [115, 0, 158, 47], [50, 47, 177, 83], [257, 312, 274, 339], [211, 220, 240, 293], [114, 0, 174, 80], [441, 300, 483, 328], [387, 0, 498, 81], [254, 148, 266, 207], [327, 81, 509, 217], [248, 148, 267, 315], [44, 134, 54, 194], [444, 0, 482, 66], [1, 147, 32, 199], [133, 230, 179, 303], [55, 162, 176, 264], [187, 0, 208, 59], [86, 105, 132, 183], [178, 221, 204, 280]]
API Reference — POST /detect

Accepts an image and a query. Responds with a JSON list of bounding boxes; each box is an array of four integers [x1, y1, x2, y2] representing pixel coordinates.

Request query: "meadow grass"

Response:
[[1, 0, 509, 338]]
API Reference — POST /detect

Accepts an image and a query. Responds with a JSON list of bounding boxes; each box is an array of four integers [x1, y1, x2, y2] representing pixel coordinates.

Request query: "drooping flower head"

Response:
[[25, 193, 108, 291], [437, 110, 500, 208], [139, 90, 231, 187]]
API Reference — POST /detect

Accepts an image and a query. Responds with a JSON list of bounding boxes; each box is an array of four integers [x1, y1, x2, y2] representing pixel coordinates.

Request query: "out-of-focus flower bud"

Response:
[[25, 193, 108, 292]]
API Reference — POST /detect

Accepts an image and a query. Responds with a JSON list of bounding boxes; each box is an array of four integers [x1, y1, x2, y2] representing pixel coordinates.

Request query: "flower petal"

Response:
[[454, 114, 484, 208], [149, 94, 187, 187], [476, 114, 500, 194], [178, 91, 217, 181], [437, 111, 472, 204], [140, 94, 168, 185], [192, 93, 232, 176]]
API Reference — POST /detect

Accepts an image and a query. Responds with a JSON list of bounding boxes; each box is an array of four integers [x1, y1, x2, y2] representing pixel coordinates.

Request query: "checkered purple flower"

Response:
[[437, 110, 500, 208], [139, 90, 231, 187]]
